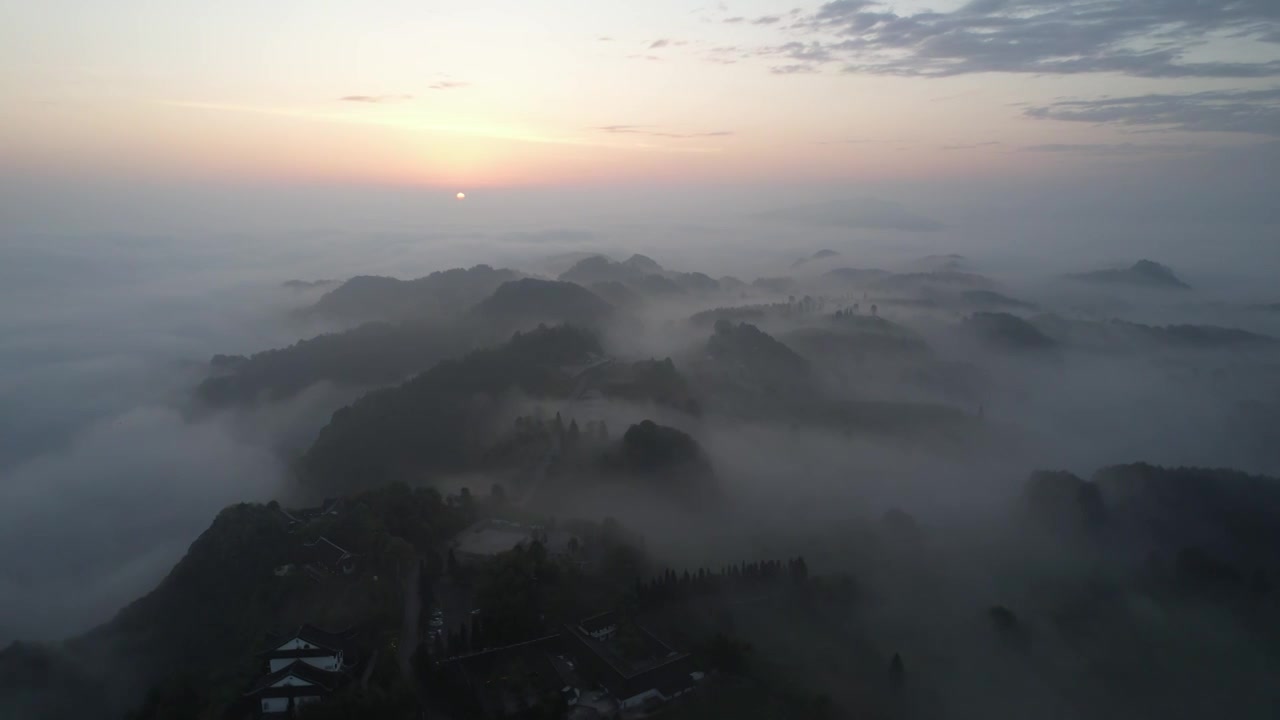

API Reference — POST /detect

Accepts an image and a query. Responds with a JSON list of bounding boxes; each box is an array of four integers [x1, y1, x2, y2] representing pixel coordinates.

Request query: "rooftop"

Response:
[[260, 623, 354, 657], [579, 611, 619, 634], [563, 619, 697, 703], [245, 660, 345, 697]]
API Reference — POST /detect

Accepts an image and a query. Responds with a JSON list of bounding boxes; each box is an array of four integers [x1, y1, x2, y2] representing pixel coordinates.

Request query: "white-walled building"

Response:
[[259, 624, 349, 673], [246, 660, 343, 716], [247, 625, 355, 717]]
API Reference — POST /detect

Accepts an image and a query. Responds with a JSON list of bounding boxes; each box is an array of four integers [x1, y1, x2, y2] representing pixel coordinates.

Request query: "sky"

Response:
[[0, 0, 1279, 644], [2, 0, 1278, 198]]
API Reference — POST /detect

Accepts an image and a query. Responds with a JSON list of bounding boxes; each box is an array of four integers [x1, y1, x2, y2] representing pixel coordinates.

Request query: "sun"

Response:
[[455, 192, 466, 200]]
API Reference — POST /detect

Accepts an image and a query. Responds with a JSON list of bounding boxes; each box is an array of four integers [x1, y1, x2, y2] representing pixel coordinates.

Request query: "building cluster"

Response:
[[437, 610, 702, 719], [244, 625, 360, 717], [272, 499, 360, 581]]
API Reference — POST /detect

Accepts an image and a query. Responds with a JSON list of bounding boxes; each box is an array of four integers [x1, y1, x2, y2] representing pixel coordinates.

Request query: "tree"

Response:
[[790, 556, 809, 583], [889, 653, 905, 690], [490, 483, 507, 505], [447, 548, 460, 578], [471, 612, 484, 651]]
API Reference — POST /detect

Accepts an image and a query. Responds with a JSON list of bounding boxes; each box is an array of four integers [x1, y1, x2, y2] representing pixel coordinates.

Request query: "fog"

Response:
[[3, 175, 1280, 718]]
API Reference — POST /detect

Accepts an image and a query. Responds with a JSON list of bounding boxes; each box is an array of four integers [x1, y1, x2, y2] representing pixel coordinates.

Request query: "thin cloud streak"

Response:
[[1025, 88, 1280, 137], [161, 101, 708, 151], [338, 94, 413, 104], [941, 141, 1002, 150], [595, 125, 735, 139], [1021, 142, 1209, 155]]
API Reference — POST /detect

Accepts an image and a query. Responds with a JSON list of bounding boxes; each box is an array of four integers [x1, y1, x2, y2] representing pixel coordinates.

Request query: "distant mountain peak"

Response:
[[791, 249, 843, 268], [1069, 259, 1190, 290], [622, 254, 664, 274], [1130, 259, 1182, 282], [473, 278, 614, 327]]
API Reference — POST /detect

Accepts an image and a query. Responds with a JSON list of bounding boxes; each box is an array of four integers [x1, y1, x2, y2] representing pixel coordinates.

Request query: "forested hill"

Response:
[[1, 485, 471, 720], [196, 277, 619, 409], [300, 325, 602, 493], [471, 278, 615, 330], [1068, 260, 1191, 290], [196, 321, 479, 407], [307, 265, 519, 323]]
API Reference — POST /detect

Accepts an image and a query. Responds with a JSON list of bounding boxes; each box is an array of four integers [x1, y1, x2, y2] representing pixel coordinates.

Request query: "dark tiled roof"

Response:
[[246, 660, 345, 697], [260, 647, 336, 661], [578, 611, 618, 634], [296, 623, 351, 649], [649, 656, 698, 698], [562, 624, 696, 702], [260, 624, 353, 657], [302, 537, 355, 565]]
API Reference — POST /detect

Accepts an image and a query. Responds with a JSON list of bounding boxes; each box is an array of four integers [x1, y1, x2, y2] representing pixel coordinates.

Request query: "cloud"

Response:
[[338, 94, 413, 103], [771, 64, 819, 75], [1021, 142, 1208, 155], [759, 41, 834, 63], [754, 0, 1280, 79], [1025, 88, 1280, 137], [598, 36, 614, 41], [650, 38, 671, 49], [429, 81, 468, 90], [595, 125, 734, 139], [941, 141, 1002, 150], [705, 46, 744, 64], [814, 0, 876, 23], [723, 16, 745, 24], [752, 15, 782, 25]]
